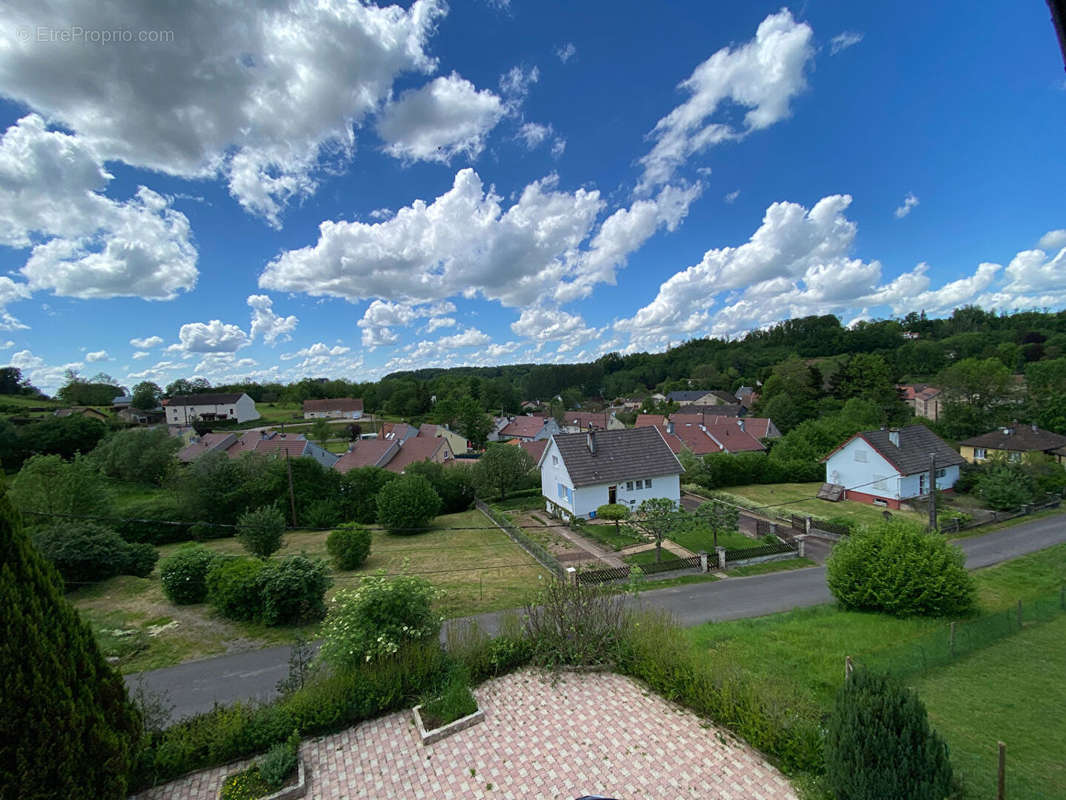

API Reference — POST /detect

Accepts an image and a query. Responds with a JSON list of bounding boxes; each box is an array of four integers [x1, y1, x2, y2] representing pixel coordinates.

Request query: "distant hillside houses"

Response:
[[302, 397, 363, 419], [164, 393, 260, 425], [178, 430, 337, 468], [333, 425, 454, 474], [634, 412, 780, 455]]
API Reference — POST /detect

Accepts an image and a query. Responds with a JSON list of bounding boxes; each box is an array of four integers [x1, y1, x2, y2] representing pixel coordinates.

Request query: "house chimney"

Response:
[[666, 420, 674, 435], [888, 428, 900, 447], [737, 419, 745, 432], [586, 430, 596, 454], [1032, 423, 1038, 432]]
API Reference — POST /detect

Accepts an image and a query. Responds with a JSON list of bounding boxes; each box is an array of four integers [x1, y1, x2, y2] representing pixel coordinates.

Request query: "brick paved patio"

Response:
[[133, 669, 797, 800]]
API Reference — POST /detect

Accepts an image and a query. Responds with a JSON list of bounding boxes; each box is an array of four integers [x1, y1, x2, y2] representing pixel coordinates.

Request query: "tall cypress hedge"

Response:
[[0, 492, 140, 799]]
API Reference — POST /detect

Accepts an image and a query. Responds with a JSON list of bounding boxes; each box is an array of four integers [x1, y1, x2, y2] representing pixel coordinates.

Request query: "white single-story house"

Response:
[[302, 398, 364, 419], [538, 427, 684, 520], [164, 393, 260, 425], [822, 425, 964, 509]]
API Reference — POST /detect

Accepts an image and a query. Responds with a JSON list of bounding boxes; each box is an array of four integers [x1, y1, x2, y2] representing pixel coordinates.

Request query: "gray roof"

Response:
[[166, 393, 244, 406], [960, 425, 1066, 453], [666, 390, 710, 402], [842, 425, 964, 475], [552, 427, 683, 488]]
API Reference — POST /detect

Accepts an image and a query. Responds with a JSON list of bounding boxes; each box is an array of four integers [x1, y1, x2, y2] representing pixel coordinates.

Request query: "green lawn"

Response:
[[666, 522, 758, 553], [725, 557, 816, 577], [719, 482, 927, 528], [73, 510, 547, 673], [577, 520, 646, 550], [687, 543, 1066, 797], [915, 615, 1066, 800]]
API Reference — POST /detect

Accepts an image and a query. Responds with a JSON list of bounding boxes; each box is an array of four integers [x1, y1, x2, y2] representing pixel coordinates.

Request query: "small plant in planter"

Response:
[[414, 671, 483, 745], [220, 730, 302, 800]]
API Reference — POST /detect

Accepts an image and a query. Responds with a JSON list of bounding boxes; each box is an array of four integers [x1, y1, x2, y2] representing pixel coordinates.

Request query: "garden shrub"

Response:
[[445, 615, 532, 682], [206, 558, 267, 621], [418, 668, 477, 730], [404, 460, 475, 514], [326, 523, 372, 570], [524, 580, 628, 667], [319, 572, 440, 668], [825, 669, 953, 800], [375, 474, 442, 533], [826, 520, 975, 616], [160, 545, 219, 604], [236, 505, 286, 558], [302, 498, 343, 529], [31, 521, 158, 585], [257, 730, 300, 788], [90, 427, 181, 486], [259, 555, 331, 626]]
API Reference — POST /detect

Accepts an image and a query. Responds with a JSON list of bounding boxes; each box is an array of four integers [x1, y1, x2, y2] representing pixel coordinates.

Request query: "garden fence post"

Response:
[[699, 551, 708, 573], [796, 536, 805, 558], [805, 516, 812, 535], [715, 546, 726, 570], [949, 621, 956, 657], [997, 741, 1006, 800], [566, 567, 577, 586]]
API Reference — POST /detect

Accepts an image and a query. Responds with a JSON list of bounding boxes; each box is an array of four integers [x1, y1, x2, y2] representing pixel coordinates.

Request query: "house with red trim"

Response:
[[822, 425, 963, 509]]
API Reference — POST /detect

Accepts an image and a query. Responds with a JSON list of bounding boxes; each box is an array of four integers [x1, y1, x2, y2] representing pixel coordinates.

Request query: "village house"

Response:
[[164, 392, 260, 425], [898, 384, 943, 421], [496, 415, 561, 442], [302, 397, 364, 419], [560, 410, 625, 433], [822, 425, 963, 509], [538, 427, 683, 520], [959, 424, 1066, 465]]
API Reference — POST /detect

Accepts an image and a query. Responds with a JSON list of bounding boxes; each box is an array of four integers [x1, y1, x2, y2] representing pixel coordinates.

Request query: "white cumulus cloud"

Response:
[[129, 335, 164, 349], [894, 192, 919, 219], [175, 320, 250, 353], [247, 294, 298, 345]]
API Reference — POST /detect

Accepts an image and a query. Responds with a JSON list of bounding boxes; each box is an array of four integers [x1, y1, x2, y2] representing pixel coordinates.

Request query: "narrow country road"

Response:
[[129, 512, 1066, 722]]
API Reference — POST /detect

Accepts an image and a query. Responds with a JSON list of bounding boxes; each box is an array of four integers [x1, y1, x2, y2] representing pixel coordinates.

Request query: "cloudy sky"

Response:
[[1, 0, 1064, 393]]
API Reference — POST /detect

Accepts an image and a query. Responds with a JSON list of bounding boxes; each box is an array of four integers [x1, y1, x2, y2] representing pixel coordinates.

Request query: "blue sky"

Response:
[[0, 0, 1064, 393]]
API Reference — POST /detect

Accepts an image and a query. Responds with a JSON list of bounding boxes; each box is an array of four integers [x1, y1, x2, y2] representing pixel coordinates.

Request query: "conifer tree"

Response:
[[0, 492, 140, 799]]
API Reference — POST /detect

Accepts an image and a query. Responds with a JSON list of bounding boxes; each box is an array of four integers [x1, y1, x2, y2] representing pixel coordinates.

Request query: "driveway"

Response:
[[129, 512, 1066, 721], [132, 669, 797, 800]]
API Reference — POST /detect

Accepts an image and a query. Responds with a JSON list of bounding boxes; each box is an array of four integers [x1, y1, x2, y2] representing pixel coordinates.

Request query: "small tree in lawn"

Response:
[[693, 499, 739, 550], [472, 444, 533, 501], [596, 503, 630, 536], [376, 474, 442, 534], [310, 418, 332, 449], [636, 497, 678, 563], [237, 505, 286, 558], [825, 669, 953, 800]]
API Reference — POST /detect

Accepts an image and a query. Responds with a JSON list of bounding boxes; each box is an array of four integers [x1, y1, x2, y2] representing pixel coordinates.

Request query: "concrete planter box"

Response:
[[217, 759, 307, 800], [412, 703, 485, 745]]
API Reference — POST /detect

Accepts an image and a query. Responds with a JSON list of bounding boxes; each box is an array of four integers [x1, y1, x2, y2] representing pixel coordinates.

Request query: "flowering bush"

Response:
[[319, 572, 440, 669]]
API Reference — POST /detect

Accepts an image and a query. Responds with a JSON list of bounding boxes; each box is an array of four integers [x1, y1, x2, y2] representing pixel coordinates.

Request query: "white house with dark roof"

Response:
[[164, 393, 260, 425], [538, 427, 684, 520], [822, 425, 964, 509]]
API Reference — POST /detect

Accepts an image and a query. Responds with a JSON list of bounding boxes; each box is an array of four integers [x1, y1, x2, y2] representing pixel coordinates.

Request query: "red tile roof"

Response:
[[563, 411, 611, 429], [670, 424, 724, 455], [704, 424, 765, 452], [385, 437, 452, 473], [253, 435, 310, 458], [499, 415, 548, 439], [519, 439, 548, 464], [333, 439, 397, 473], [635, 414, 666, 428]]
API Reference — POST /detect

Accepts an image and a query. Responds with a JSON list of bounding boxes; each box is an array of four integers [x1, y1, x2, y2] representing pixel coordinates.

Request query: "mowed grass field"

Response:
[[71, 510, 548, 673], [686, 543, 1066, 799], [719, 482, 928, 527]]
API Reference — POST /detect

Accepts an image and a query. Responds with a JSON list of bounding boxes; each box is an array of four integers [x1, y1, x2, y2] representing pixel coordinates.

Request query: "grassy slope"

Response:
[[73, 510, 547, 673], [687, 543, 1066, 798], [915, 615, 1066, 799], [721, 482, 927, 527]]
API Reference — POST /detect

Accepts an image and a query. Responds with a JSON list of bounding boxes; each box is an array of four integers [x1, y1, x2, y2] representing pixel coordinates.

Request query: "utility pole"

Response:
[[928, 453, 937, 531], [286, 450, 298, 528]]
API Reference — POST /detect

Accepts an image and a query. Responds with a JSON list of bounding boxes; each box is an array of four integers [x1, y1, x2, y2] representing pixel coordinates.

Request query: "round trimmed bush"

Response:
[[259, 555, 331, 626], [375, 475, 441, 534], [237, 505, 286, 558], [827, 520, 975, 617], [826, 669, 953, 799], [206, 558, 267, 621], [123, 542, 160, 578], [160, 545, 219, 604], [326, 523, 372, 570]]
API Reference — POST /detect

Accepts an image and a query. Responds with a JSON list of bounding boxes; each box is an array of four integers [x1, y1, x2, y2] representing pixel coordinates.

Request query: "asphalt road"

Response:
[[128, 512, 1066, 722]]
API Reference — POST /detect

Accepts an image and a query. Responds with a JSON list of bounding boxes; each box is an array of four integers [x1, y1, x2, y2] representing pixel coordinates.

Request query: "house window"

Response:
[[854, 450, 867, 463], [229, 408, 234, 415], [552, 455, 558, 466], [635, 480, 643, 490], [974, 448, 986, 459], [645, 478, 653, 489], [626, 481, 633, 491], [565, 487, 573, 503], [558, 483, 565, 499], [936, 468, 945, 478]]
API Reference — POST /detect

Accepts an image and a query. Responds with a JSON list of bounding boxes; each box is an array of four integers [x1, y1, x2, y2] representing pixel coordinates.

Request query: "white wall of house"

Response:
[[538, 438, 681, 519], [167, 394, 260, 425], [825, 437, 903, 501], [303, 408, 362, 420], [898, 464, 960, 499]]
